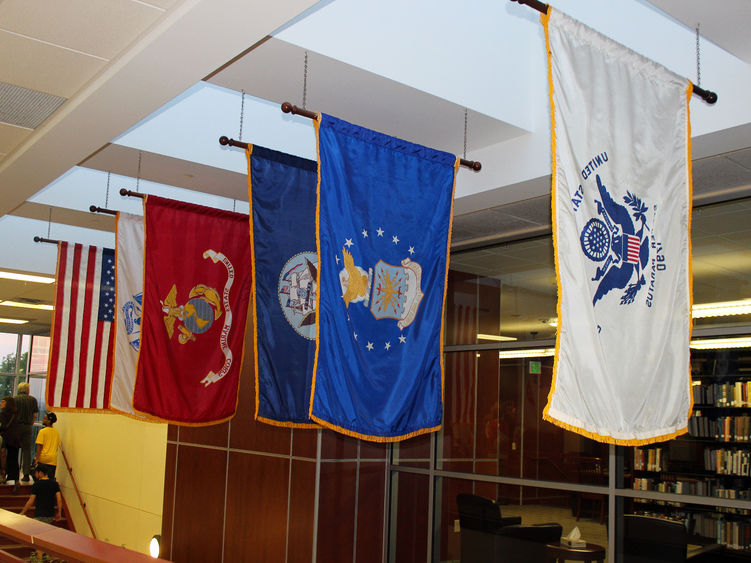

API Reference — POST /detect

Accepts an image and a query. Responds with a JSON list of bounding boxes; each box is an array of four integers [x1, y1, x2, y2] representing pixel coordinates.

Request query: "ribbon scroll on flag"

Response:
[[248, 145, 319, 427], [311, 114, 458, 442], [47, 242, 114, 411], [132, 196, 252, 425], [542, 8, 693, 444]]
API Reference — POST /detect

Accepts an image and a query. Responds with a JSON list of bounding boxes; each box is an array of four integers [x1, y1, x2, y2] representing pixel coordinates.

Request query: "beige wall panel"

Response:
[[0, 122, 31, 155], [55, 411, 168, 549], [0, 0, 165, 60], [0, 31, 105, 97]]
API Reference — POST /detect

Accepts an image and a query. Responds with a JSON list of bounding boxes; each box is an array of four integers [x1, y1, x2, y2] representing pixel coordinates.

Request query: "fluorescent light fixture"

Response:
[[0, 318, 29, 325], [499, 348, 556, 359], [544, 318, 558, 327], [689, 337, 751, 350], [0, 300, 53, 311], [477, 333, 517, 342], [692, 299, 751, 319], [0, 271, 55, 284]]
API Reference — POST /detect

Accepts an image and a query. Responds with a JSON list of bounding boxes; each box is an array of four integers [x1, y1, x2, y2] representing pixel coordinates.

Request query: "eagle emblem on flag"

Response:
[[158, 249, 237, 387], [339, 246, 424, 330], [579, 174, 651, 306]]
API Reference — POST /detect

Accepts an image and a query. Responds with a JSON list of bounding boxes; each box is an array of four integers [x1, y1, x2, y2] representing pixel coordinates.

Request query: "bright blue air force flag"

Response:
[[248, 145, 319, 427], [312, 114, 458, 441]]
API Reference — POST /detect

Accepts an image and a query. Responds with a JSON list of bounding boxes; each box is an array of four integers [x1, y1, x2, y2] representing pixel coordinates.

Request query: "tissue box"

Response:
[[560, 536, 586, 548]]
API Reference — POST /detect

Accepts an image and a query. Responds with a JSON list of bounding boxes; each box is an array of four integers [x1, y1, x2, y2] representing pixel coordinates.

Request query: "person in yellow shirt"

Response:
[[34, 412, 60, 480]]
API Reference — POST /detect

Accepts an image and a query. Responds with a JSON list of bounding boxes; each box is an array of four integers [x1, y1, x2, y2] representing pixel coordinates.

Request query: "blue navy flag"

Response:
[[312, 114, 458, 442], [248, 145, 320, 427]]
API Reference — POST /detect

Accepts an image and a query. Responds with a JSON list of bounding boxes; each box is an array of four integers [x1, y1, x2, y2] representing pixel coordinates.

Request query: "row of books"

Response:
[[632, 478, 715, 496], [634, 447, 669, 472], [688, 414, 751, 441], [704, 448, 751, 476], [634, 509, 751, 551], [693, 381, 751, 408], [689, 513, 751, 551]]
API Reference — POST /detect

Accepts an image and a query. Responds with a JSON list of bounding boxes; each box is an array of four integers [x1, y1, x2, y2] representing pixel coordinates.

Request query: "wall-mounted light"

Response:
[[149, 534, 161, 558], [692, 299, 751, 319], [0, 271, 55, 284], [477, 333, 517, 342], [0, 318, 28, 325], [0, 300, 53, 310], [689, 337, 751, 350]]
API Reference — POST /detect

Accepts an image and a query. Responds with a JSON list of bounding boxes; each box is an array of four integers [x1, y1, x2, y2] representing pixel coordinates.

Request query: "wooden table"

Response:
[[546, 541, 606, 562]]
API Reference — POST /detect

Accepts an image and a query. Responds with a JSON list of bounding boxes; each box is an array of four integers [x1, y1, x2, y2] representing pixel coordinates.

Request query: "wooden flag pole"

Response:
[[219, 103, 483, 171], [509, 0, 717, 103]]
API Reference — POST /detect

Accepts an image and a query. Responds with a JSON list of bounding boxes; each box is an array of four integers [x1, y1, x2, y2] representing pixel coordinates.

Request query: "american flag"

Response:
[[47, 242, 115, 410]]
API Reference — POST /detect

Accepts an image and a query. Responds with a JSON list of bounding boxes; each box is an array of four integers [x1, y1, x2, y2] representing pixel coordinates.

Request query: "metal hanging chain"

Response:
[[463, 108, 469, 160], [136, 151, 142, 193], [233, 199, 237, 213], [302, 51, 309, 110], [47, 207, 52, 239], [696, 23, 701, 87], [238, 89, 246, 141], [105, 172, 111, 208]]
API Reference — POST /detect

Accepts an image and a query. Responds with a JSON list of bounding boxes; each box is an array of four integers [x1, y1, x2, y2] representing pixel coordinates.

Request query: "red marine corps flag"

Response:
[[132, 196, 252, 424]]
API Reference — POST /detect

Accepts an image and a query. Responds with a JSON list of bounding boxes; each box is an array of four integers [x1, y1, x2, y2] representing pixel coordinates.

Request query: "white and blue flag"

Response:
[[542, 8, 693, 445]]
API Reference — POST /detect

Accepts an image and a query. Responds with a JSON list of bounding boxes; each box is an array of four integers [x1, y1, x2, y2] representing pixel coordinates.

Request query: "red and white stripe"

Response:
[[47, 243, 113, 410], [625, 234, 641, 264]]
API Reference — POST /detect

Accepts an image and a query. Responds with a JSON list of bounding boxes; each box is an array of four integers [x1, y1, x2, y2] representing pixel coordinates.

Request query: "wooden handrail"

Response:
[[58, 444, 96, 540], [0, 509, 168, 562]]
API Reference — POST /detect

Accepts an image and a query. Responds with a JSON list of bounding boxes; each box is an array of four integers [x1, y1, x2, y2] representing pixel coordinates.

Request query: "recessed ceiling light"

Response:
[[0, 301, 53, 311], [0, 271, 55, 284], [477, 333, 517, 341], [692, 299, 751, 319], [0, 318, 29, 325], [690, 337, 751, 350], [499, 348, 556, 359]]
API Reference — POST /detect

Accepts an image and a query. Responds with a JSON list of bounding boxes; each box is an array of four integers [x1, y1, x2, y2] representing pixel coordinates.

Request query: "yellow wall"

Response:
[[53, 412, 167, 555]]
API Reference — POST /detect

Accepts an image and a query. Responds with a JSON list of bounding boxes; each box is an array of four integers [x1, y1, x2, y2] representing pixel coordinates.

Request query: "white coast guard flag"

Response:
[[111, 211, 151, 419], [542, 8, 693, 445]]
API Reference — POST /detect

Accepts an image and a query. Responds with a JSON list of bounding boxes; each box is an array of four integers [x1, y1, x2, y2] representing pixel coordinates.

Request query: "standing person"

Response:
[[0, 396, 22, 492], [14, 382, 38, 483], [34, 412, 60, 480]]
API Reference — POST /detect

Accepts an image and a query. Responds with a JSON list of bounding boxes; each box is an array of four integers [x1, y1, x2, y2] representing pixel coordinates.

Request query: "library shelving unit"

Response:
[[629, 347, 751, 555]]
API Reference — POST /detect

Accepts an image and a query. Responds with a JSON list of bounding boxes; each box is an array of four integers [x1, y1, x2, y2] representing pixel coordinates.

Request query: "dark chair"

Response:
[[456, 494, 522, 563], [496, 523, 563, 562], [623, 515, 687, 563]]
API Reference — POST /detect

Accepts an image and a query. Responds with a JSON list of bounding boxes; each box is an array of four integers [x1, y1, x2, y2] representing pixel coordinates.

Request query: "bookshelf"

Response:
[[629, 347, 751, 555]]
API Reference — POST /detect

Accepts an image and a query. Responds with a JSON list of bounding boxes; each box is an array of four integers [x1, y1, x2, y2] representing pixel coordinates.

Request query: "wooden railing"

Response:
[[0, 508, 168, 562], [58, 445, 96, 540]]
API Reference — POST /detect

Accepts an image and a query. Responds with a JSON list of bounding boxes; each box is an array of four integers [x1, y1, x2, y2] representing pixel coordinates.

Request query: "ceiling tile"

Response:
[[0, 32, 106, 98], [0, 122, 32, 154], [0, 0, 166, 60], [140, 0, 180, 10]]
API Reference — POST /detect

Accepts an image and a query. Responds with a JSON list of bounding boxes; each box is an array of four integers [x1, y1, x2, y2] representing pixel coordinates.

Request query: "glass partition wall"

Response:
[[389, 197, 751, 562]]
